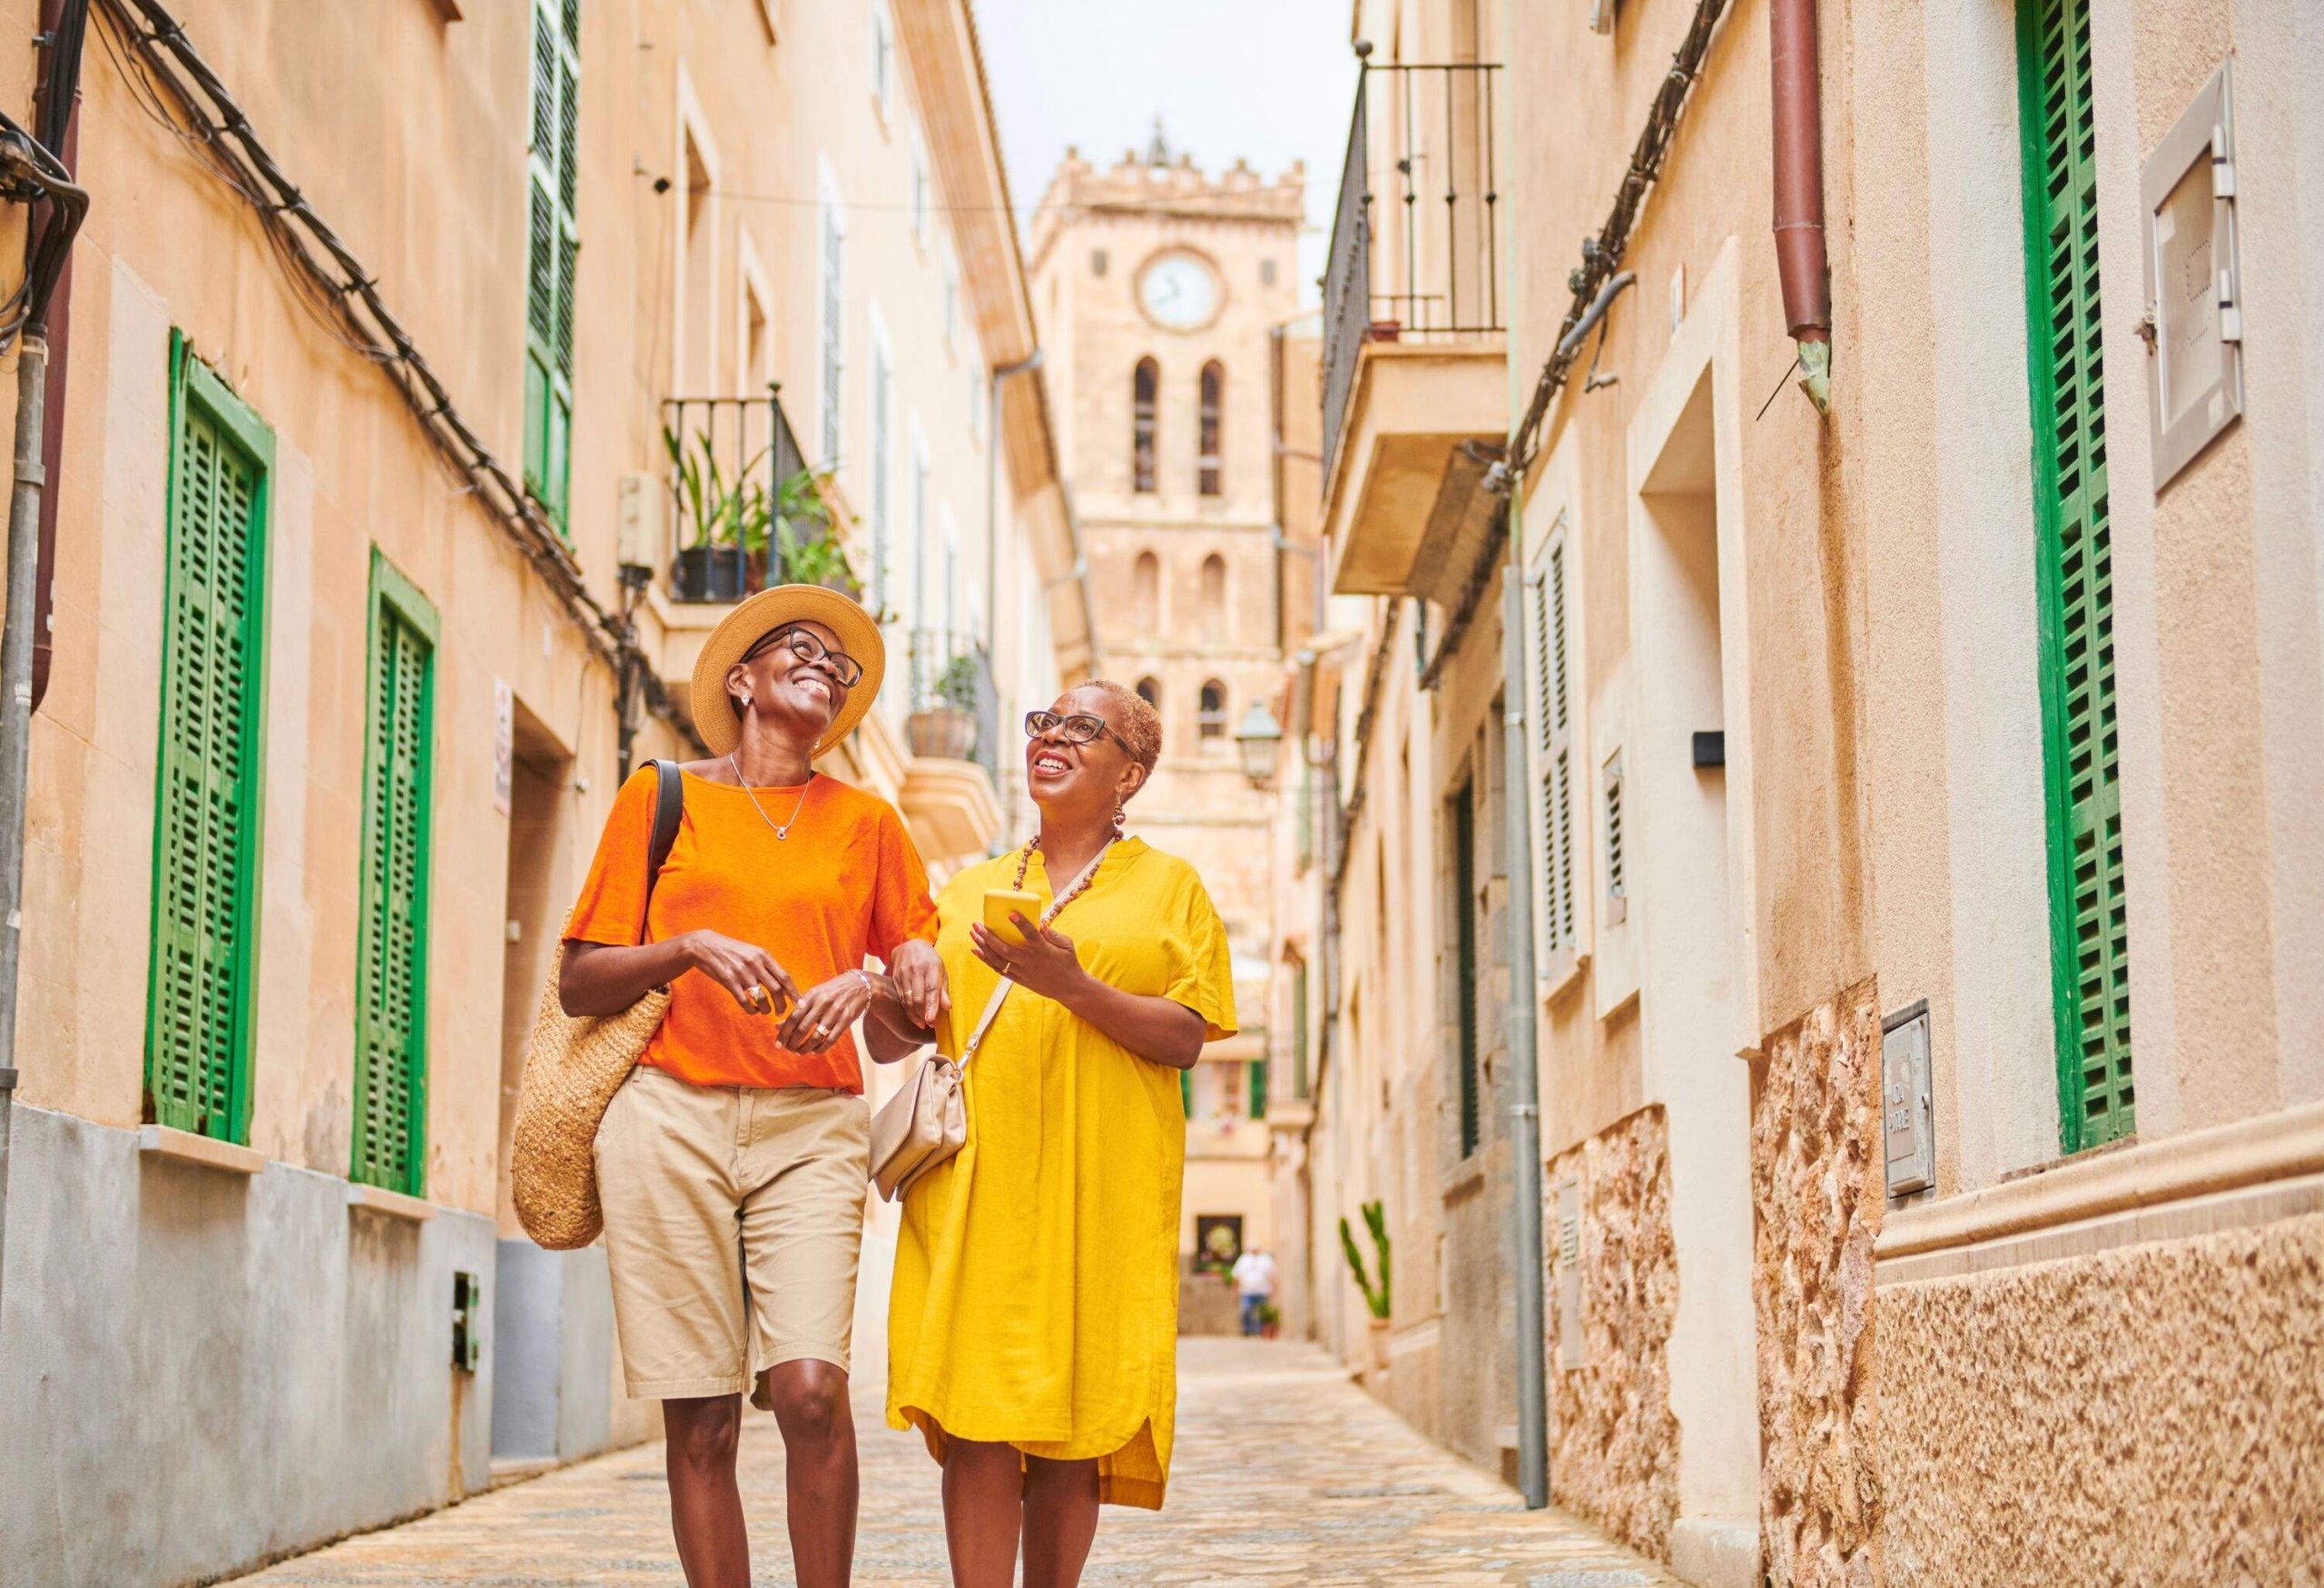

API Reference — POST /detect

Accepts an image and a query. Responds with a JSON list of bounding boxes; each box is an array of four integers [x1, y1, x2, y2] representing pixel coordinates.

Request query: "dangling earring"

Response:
[[1113, 803, 1127, 833]]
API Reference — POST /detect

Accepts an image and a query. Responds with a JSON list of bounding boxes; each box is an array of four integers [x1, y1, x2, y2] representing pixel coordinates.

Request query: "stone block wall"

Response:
[[1545, 1105, 1679, 1559], [1869, 1213, 2324, 1585], [1750, 981, 1886, 1588]]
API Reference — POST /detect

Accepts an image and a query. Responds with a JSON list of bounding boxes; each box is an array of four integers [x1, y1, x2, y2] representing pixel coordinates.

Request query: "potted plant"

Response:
[[1256, 1299, 1282, 1340], [665, 425, 774, 603], [1340, 1199, 1392, 1382], [907, 650, 981, 760], [768, 468, 862, 596]]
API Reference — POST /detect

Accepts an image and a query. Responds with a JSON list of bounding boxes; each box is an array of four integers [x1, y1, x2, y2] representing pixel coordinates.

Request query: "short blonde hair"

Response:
[[1078, 679, 1163, 774]]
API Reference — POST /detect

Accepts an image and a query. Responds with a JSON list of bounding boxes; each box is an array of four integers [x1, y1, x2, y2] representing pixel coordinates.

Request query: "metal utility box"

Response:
[[1881, 1001, 1935, 1198], [452, 1269, 484, 1374], [2142, 59, 2242, 489]]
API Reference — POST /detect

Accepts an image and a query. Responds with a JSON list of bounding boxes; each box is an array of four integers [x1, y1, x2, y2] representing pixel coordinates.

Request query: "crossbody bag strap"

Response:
[[636, 758, 685, 942], [959, 841, 1111, 1065]]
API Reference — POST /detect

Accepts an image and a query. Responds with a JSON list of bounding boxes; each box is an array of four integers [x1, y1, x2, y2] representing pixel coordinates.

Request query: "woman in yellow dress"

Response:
[[887, 680, 1236, 1587]]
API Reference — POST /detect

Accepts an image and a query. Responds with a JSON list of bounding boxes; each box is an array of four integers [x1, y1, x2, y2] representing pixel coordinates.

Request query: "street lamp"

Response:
[[1233, 700, 1284, 788]]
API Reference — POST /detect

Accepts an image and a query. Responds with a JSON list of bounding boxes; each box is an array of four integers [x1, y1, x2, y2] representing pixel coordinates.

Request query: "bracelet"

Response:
[[857, 968, 878, 1003]]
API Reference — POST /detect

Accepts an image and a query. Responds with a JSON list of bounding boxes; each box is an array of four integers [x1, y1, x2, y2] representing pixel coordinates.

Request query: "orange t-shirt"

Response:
[[564, 766, 938, 1092]]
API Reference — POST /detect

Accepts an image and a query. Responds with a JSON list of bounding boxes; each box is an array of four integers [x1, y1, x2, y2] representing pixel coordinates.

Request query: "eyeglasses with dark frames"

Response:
[[743, 625, 863, 688], [1024, 709, 1135, 755]]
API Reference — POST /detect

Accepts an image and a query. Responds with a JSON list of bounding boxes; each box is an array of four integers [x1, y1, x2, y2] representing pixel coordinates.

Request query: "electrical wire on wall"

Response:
[[90, 0, 694, 744]]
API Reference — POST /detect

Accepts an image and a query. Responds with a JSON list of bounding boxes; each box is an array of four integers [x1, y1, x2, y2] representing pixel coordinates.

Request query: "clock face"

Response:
[[1138, 253, 1221, 330]]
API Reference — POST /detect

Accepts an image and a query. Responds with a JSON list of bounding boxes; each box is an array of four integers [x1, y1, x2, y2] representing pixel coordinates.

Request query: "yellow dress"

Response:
[[885, 838, 1236, 1510]]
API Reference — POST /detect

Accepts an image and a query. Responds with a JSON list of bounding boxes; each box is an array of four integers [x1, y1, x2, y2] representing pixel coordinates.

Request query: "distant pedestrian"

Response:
[[888, 681, 1237, 1588], [558, 587, 947, 1588], [1231, 1247, 1278, 1336]]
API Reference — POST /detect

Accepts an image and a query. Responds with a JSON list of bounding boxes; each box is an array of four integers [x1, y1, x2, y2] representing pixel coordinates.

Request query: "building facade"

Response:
[[0, 3, 1080, 1583], [1284, 0, 2324, 1582], [1024, 146, 1304, 1315]]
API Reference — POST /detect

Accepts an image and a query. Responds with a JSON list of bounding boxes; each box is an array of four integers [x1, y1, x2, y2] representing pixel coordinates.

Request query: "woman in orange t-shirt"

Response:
[[559, 587, 946, 1588]]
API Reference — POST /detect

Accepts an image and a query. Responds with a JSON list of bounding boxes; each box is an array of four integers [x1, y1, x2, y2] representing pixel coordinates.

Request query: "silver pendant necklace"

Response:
[[729, 753, 814, 840]]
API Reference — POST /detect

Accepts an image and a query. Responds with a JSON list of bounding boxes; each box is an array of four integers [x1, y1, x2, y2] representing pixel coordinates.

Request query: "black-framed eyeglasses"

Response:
[[744, 625, 863, 688], [1025, 709, 1133, 754]]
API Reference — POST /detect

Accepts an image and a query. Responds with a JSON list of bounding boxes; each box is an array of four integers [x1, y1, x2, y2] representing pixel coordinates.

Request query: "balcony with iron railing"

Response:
[[663, 386, 855, 604], [1320, 51, 1512, 603], [895, 627, 1006, 862]]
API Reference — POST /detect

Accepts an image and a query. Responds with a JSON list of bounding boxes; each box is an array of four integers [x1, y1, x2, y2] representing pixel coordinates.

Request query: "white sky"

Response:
[[974, 0, 1355, 304]]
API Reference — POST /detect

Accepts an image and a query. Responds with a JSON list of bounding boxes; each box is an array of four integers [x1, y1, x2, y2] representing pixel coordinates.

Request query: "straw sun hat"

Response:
[[689, 584, 885, 758]]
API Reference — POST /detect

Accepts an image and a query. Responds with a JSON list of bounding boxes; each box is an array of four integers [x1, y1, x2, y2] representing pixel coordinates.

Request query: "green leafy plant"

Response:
[[933, 651, 982, 713], [1339, 1199, 1392, 1320], [663, 424, 774, 553]]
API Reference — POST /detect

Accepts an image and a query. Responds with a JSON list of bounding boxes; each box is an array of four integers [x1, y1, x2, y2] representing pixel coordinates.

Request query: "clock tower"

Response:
[[1027, 144, 1305, 1300]]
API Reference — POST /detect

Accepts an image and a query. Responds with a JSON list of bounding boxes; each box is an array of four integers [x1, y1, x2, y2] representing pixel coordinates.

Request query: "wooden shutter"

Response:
[[1248, 1056, 1267, 1119], [524, 0, 578, 528], [1452, 782, 1481, 1158], [146, 349, 272, 1143], [1525, 519, 1578, 970], [2019, 0, 2133, 1149], [351, 558, 438, 1194]]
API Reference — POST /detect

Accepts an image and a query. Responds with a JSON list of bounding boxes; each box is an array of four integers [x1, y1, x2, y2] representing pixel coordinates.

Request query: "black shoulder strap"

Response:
[[645, 759, 684, 896]]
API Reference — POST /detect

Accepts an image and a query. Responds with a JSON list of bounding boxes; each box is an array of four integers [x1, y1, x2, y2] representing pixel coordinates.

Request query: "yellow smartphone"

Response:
[[983, 888, 1042, 947]]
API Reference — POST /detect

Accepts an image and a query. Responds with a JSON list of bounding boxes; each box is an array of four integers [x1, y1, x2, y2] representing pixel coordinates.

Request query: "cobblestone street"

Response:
[[232, 1339, 1678, 1586]]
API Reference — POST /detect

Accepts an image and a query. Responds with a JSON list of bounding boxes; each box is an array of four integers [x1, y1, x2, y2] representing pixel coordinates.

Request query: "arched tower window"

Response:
[[1197, 361, 1224, 497], [1198, 679, 1228, 742], [1135, 676, 1163, 713], [1132, 551, 1160, 636], [1131, 358, 1158, 494], [1199, 553, 1226, 646]]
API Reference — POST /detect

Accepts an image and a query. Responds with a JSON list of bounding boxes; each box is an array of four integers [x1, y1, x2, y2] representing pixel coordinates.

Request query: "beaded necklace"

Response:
[[1011, 833, 1110, 922]]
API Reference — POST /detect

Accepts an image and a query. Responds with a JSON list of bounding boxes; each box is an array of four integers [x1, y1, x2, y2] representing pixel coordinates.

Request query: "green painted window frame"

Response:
[[523, 0, 580, 531], [144, 334, 276, 1145], [1452, 780, 1482, 1159], [2016, 0, 2135, 1154], [350, 550, 440, 1196]]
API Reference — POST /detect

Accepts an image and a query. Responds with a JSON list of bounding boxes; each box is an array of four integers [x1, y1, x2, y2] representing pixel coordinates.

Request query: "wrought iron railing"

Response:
[[904, 628, 1001, 782], [1321, 55, 1504, 482], [665, 386, 846, 603]]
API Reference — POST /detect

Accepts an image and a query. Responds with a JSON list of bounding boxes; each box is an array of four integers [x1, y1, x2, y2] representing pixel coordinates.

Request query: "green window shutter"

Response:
[[1290, 962, 1310, 1100], [146, 344, 273, 1144], [351, 557, 438, 1195], [1180, 1066, 1193, 1116], [2018, 0, 2133, 1150], [1452, 782, 1481, 1158], [524, 0, 579, 530], [1248, 1056, 1267, 1119]]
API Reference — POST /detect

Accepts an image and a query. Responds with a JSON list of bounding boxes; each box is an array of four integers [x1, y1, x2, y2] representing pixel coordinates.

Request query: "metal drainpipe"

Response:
[[0, 334, 51, 1298], [1771, 0, 1831, 410], [1494, 0, 1549, 1510], [28, 0, 86, 716]]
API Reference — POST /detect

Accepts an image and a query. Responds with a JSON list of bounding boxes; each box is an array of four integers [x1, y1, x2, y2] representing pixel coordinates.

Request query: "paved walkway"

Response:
[[233, 1338, 1679, 1585]]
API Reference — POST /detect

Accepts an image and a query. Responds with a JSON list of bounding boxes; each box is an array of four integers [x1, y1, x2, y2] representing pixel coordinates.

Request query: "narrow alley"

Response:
[[230, 1341, 1678, 1587]]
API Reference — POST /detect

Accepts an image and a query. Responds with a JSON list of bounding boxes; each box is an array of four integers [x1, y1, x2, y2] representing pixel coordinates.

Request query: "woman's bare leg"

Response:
[[941, 1436, 1027, 1588], [663, 1396, 749, 1588], [761, 1360, 858, 1588], [1020, 1455, 1101, 1588]]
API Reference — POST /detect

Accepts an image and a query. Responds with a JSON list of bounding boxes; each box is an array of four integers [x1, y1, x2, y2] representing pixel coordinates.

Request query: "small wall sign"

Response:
[[2142, 58, 2242, 489]]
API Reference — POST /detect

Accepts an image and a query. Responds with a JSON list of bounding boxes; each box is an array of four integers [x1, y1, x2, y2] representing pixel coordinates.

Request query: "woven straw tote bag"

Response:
[[510, 761, 684, 1250]]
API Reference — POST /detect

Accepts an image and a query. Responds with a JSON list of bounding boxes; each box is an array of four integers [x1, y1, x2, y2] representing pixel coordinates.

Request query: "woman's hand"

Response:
[[681, 930, 800, 1016], [970, 915, 1090, 1003], [887, 939, 950, 1030], [777, 972, 876, 1054]]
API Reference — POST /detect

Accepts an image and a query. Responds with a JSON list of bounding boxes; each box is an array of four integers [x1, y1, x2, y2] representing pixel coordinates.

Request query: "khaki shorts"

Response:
[[595, 1065, 871, 1398]]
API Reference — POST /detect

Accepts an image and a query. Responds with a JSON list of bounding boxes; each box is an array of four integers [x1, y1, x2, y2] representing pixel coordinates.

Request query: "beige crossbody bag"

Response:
[[868, 844, 1108, 1202]]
